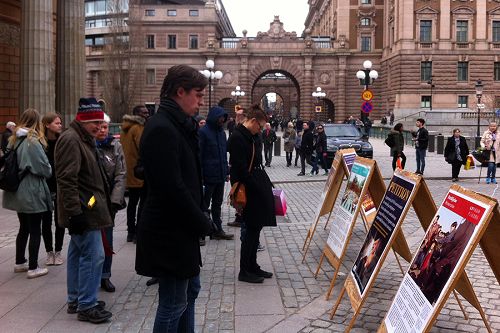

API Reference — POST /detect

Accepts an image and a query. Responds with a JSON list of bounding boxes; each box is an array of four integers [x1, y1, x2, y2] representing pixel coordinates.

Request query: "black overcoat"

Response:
[[228, 124, 276, 228], [135, 99, 211, 279], [444, 136, 469, 165]]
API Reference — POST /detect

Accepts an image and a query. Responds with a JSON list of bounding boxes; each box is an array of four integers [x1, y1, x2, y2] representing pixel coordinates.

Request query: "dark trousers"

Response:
[[202, 182, 225, 231], [416, 148, 427, 173], [312, 153, 328, 173], [127, 187, 143, 235], [41, 202, 64, 252], [300, 152, 312, 174], [101, 215, 114, 279], [452, 160, 463, 179], [240, 224, 262, 274], [294, 148, 301, 166], [285, 151, 293, 166], [16, 212, 44, 270], [391, 151, 407, 171], [264, 144, 273, 165]]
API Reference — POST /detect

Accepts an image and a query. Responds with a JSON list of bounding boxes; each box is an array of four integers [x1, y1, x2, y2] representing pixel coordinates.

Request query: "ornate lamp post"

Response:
[[427, 77, 435, 112], [231, 85, 245, 105], [475, 79, 484, 138], [312, 87, 326, 121], [201, 59, 223, 108], [356, 60, 378, 120]]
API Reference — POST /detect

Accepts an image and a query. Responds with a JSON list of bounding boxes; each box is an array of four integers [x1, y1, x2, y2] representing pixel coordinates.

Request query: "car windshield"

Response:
[[324, 126, 361, 137]]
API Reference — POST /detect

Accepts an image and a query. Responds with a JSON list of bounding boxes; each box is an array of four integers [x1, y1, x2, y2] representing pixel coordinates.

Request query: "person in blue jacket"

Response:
[[199, 106, 234, 240]]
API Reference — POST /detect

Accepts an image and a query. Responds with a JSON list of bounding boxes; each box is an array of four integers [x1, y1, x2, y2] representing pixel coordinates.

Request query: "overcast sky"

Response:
[[222, 0, 309, 37]]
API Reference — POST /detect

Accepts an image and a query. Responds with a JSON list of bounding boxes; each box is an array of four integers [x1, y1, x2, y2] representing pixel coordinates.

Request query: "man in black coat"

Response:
[[136, 65, 212, 332], [262, 122, 277, 167], [298, 121, 314, 176], [412, 118, 429, 175]]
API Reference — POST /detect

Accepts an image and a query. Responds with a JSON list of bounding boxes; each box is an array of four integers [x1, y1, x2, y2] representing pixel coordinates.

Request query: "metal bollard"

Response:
[[428, 134, 435, 153], [436, 135, 444, 154], [274, 137, 281, 156]]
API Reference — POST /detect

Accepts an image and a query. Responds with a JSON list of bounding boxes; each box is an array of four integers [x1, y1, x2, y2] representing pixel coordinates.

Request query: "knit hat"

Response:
[[76, 98, 104, 122]]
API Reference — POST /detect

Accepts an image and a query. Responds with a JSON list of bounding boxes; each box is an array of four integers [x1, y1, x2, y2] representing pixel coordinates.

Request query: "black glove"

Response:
[[68, 213, 88, 235]]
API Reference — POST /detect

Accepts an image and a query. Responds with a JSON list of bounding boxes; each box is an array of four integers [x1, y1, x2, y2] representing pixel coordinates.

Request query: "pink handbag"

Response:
[[273, 189, 287, 216]]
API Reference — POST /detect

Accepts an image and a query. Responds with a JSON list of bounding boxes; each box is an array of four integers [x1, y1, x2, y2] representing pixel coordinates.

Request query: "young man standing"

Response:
[[413, 118, 429, 175], [262, 123, 277, 167], [135, 65, 212, 332]]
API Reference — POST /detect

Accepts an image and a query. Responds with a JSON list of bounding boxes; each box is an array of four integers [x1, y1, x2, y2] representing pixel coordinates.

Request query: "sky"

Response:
[[222, 0, 310, 37]]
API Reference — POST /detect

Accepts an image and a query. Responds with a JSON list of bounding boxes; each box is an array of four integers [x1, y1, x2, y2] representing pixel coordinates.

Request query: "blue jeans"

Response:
[[153, 274, 201, 333], [101, 226, 113, 279], [67, 230, 105, 311], [416, 148, 427, 173], [487, 162, 497, 180]]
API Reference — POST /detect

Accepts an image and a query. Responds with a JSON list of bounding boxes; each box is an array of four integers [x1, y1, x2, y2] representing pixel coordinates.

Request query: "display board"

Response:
[[379, 185, 498, 333]]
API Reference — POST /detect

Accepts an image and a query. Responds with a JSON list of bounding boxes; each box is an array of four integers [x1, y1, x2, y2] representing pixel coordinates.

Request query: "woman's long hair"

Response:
[[9, 108, 47, 148]]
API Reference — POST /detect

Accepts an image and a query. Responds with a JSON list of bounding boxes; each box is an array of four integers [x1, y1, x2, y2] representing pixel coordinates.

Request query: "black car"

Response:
[[324, 123, 373, 164]]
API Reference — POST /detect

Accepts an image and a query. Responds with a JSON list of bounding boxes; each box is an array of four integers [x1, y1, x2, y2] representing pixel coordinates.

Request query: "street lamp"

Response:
[[356, 60, 378, 120], [476, 79, 484, 138], [231, 85, 245, 105], [200, 59, 223, 108], [427, 77, 435, 112], [312, 87, 326, 121]]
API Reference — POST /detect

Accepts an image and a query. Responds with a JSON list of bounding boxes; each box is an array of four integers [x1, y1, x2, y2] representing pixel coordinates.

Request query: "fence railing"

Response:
[[371, 125, 415, 147]]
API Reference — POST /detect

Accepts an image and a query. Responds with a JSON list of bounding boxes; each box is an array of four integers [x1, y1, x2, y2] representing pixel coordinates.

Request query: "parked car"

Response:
[[324, 123, 373, 165]]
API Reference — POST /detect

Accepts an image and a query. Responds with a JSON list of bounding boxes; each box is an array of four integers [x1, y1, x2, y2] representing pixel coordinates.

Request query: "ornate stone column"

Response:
[[57, 0, 86, 124], [20, 0, 55, 114]]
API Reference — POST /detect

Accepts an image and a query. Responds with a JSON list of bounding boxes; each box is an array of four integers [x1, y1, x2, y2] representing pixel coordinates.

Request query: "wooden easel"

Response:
[[378, 185, 500, 333], [302, 149, 354, 263]]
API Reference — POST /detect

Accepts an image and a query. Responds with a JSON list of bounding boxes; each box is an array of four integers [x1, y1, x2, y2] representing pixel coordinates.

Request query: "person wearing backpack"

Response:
[[2, 108, 53, 279], [386, 123, 406, 171]]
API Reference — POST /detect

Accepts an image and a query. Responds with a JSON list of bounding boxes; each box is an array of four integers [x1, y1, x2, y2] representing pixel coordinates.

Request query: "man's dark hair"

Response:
[[245, 104, 268, 122], [394, 123, 403, 132], [132, 105, 145, 115], [160, 65, 208, 99], [417, 118, 426, 125]]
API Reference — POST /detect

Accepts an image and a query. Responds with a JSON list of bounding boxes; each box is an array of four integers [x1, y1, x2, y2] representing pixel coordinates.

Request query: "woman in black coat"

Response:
[[444, 128, 469, 182], [227, 105, 276, 284]]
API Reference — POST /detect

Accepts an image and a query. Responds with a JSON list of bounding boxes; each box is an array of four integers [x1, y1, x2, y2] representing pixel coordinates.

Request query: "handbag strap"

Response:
[[248, 142, 255, 173]]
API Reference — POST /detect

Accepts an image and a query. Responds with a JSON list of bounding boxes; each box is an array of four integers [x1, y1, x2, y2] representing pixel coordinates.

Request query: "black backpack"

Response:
[[0, 137, 26, 192], [384, 134, 395, 148]]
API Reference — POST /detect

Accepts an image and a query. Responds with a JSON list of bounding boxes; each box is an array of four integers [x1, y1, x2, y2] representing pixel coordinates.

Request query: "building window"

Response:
[[189, 10, 199, 17], [420, 20, 432, 43], [168, 35, 177, 49], [360, 18, 370, 26], [361, 0, 371, 4], [421, 96, 431, 108], [85, 38, 93, 46], [495, 62, 500, 81], [493, 21, 500, 42], [145, 9, 155, 16], [189, 35, 198, 49], [146, 69, 155, 85], [456, 20, 468, 42], [458, 96, 468, 108], [457, 62, 468, 81], [421, 61, 432, 82], [146, 34, 155, 49], [167, 9, 177, 16], [361, 36, 371, 52]]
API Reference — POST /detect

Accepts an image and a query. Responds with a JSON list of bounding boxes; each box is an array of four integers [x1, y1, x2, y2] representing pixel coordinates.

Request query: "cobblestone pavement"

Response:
[[0, 137, 498, 333]]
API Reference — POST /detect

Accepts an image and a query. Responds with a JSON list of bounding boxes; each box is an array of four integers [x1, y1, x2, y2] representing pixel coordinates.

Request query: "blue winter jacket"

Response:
[[199, 106, 229, 184]]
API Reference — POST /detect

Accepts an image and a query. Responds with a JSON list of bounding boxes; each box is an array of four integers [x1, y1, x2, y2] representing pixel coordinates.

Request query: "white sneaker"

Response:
[[46, 251, 55, 266], [14, 262, 28, 273], [54, 251, 64, 265], [27, 267, 48, 279]]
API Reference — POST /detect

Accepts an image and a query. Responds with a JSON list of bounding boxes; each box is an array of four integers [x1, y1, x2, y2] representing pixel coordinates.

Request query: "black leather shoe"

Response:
[[238, 271, 264, 283], [297, 172, 305, 176], [146, 277, 159, 286], [101, 278, 115, 293], [254, 268, 273, 278], [210, 231, 234, 240], [199, 238, 206, 246], [68, 300, 105, 314], [77, 305, 112, 324]]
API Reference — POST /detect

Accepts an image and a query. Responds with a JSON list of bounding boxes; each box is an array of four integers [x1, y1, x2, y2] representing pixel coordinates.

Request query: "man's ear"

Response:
[[176, 87, 186, 98]]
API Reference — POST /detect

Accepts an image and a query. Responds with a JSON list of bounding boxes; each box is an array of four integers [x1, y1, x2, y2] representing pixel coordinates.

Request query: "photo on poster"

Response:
[[339, 163, 369, 215], [361, 192, 376, 215], [351, 226, 386, 291]]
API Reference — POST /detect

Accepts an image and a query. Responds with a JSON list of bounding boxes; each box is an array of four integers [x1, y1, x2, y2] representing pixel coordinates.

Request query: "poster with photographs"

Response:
[[383, 189, 491, 333], [351, 173, 416, 296], [327, 162, 371, 258]]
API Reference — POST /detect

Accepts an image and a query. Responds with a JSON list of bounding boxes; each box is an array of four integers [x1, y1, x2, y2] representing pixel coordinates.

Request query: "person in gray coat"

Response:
[[3, 108, 53, 279]]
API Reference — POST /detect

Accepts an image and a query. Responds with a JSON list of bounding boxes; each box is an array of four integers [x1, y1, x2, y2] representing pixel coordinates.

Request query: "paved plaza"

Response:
[[0, 137, 499, 333]]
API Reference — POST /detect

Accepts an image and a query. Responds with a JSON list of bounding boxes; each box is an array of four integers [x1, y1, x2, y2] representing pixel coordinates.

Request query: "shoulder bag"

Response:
[[229, 143, 255, 213]]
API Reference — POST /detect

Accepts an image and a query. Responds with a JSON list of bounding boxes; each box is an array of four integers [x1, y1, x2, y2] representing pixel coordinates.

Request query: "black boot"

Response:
[[238, 271, 264, 283], [101, 278, 116, 293], [146, 277, 159, 286]]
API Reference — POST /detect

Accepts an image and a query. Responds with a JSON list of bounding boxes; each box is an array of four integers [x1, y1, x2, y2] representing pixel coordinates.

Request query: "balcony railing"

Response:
[[418, 42, 433, 49], [455, 42, 470, 49]]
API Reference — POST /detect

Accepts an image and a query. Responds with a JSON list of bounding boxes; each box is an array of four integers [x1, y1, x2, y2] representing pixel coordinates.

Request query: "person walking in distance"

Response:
[[227, 104, 276, 283], [1, 121, 16, 154], [121, 105, 149, 243], [444, 129, 469, 182], [387, 123, 406, 171], [96, 114, 127, 293], [3, 109, 53, 279], [262, 123, 277, 167], [311, 124, 328, 175], [412, 118, 429, 175], [41, 113, 64, 266], [480, 122, 500, 184], [283, 122, 297, 167], [199, 106, 234, 241], [298, 121, 314, 176], [55, 98, 113, 323], [135, 65, 213, 332]]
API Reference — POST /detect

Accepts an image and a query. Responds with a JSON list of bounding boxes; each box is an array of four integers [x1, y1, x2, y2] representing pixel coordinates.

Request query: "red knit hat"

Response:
[[76, 98, 104, 122]]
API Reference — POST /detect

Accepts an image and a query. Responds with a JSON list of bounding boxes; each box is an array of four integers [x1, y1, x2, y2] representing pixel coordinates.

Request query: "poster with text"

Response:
[[351, 173, 416, 296], [383, 189, 490, 333], [327, 162, 371, 258], [342, 151, 356, 172]]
